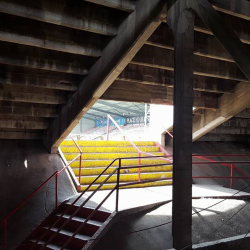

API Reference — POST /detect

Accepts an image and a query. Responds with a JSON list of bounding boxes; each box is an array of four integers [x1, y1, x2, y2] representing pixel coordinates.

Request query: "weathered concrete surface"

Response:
[[92, 194, 250, 250], [0, 140, 75, 249]]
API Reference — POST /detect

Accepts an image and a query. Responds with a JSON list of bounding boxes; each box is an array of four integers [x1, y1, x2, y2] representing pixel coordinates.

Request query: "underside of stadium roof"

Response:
[[83, 100, 145, 121], [0, 0, 249, 152]]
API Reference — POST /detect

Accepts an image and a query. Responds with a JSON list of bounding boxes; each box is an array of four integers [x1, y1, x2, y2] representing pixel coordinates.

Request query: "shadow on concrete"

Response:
[[0, 140, 75, 249], [93, 197, 250, 250]]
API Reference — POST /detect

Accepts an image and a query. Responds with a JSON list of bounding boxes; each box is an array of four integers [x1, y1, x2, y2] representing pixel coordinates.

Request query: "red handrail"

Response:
[[106, 114, 172, 181], [0, 153, 80, 226], [58, 157, 250, 249], [31, 156, 121, 249], [70, 135, 83, 187], [0, 138, 82, 250], [1, 152, 250, 249]]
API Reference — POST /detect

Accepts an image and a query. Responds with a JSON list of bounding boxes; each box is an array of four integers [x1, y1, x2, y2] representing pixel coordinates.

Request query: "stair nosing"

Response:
[[43, 226, 91, 241], [55, 213, 103, 227]]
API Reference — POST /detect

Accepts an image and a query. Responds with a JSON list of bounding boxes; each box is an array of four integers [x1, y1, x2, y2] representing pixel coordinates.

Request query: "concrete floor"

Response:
[[88, 185, 250, 250], [0, 140, 76, 249], [2, 141, 250, 249]]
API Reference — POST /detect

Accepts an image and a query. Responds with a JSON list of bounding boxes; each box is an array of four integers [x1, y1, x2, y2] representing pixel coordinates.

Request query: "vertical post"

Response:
[[3, 219, 6, 250], [116, 159, 121, 212], [79, 154, 82, 186], [230, 164, 233, 189], [138, 153, 141, 181], [55, 173, 58, 209], [168, 3, 194, 249], [107, 116, 110, 141]]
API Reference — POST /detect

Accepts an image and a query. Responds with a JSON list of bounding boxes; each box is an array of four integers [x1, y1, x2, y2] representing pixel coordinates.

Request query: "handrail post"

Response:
[[116, 159, 121, 212], [107, 116, 110, 141], [55, 173, 58, 209], [138, 152, 141, 182], [79, 154, 82, 187], [230, 164, 234, 189], [3, 219, 6, 250]]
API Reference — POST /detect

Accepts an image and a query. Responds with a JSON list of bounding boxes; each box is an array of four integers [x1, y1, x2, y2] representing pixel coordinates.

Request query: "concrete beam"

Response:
[[147, 23, 240, 63], [0, 45, 88, 75], [0, 64, 81, 91], [219, 117, 250, 128], [0, 0, 117, 36], [0, 72, 78, 91], [131, 45, 247, 81], [209, 0, 250, 21], [0, 101, 57, 118], [198, 134, 248, 142], [0, 116, 49, 129], [0, 14, 102, 57], [102, 81, 218, 109], [0, 90, 66, 105], [85, 0, 136, 12], [182, 0, 250, 80], [210, 126, 250, 135], [194, 12, 250, 46], [0, 131, 42, 139], [119, 64, 237, 94], [193, 81, 250, 141], [45, 0, 168, 150]]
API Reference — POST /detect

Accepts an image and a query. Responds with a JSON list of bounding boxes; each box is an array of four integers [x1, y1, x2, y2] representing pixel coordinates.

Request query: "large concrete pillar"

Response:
[[168, 3, 195, 249]]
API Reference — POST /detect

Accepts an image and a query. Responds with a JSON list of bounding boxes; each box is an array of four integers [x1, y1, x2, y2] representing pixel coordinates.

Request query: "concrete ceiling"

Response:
[[0, 0, 249, 151]]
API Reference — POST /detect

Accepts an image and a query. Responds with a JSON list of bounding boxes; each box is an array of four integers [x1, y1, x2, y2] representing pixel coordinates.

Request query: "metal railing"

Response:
[[39, 154, 250, 249], [0, 135, 85, 250], [1, 122, 250, 249], [106, 114, 171, 181], [1, 149, 250, 249], [0, 151, 81, 250]]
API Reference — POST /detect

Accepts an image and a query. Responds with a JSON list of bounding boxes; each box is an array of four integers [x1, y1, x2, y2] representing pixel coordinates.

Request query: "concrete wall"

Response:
[[0, 140, 75, 249], [193, 141, 250, 192]]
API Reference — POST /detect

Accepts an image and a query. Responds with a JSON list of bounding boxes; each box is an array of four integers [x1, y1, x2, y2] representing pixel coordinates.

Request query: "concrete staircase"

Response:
[[16, 201, 112, 250], [60, 141, 173, 191]]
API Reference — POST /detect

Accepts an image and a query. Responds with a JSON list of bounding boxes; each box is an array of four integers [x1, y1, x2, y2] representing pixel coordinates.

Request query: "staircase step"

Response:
[[70, 158, 169, 168], [47, 215, 100, 237], [71, 165, 173, 176], [29, 240, 67, 250], [56, 214, 102, 227], [60, 146, 160, 153], [46, 226, 91, 241], [35, 227, 88, 249], [57, 203, 111, 222], [64, 152, 165, 160], [78, 172, 173, 185], [80, 180, 173, 191], [61, 141, 155, 147], [15, 240, 61, 250]]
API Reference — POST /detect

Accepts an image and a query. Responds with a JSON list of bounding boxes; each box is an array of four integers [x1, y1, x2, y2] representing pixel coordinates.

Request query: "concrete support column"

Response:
[[170, 6, 195, 250]]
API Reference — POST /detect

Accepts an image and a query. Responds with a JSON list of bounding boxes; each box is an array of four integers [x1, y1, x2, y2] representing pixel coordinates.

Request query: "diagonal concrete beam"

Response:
[[209, 0, 250, 21], [44, 0, 167, 151], [193, 81, 250, 141], [183, 0, 250, 80]]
